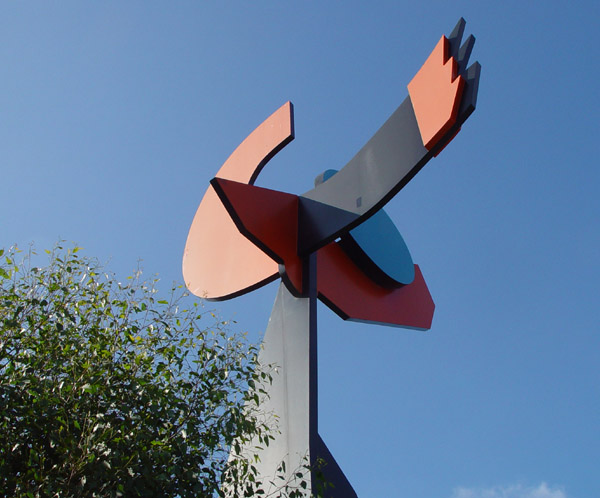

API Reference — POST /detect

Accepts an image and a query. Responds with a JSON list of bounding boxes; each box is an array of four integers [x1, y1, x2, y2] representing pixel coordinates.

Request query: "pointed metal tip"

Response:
[[449, 18, 466, 40], [448, 18, 467, 60], [457, 34, 476, 74]]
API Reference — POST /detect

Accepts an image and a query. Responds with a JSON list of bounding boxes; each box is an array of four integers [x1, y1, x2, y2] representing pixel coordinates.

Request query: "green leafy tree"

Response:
[[0, 244, 305, 497]]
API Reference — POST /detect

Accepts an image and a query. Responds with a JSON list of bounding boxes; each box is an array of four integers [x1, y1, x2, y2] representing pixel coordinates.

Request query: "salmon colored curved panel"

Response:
[[218, 101, 295, 185], [182, 102, 294, 300], [408, 36, 465, 150]]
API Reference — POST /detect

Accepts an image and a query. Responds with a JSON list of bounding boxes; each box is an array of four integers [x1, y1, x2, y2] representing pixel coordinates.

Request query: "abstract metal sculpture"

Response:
[[183, 18, 480, 496]]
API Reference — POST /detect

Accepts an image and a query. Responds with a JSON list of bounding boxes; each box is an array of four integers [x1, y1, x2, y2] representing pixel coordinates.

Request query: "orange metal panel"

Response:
[[407, 36, 465, 150], [182, 102, 294, 300]]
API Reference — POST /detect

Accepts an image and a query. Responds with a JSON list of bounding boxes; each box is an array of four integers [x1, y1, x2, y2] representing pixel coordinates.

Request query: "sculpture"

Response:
[[183, 18, 480, 496]]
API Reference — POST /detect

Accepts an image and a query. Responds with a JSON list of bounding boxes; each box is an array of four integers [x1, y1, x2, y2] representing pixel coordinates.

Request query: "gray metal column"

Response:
[[236, 256, 357, 497], [243, 281, 314, 494]]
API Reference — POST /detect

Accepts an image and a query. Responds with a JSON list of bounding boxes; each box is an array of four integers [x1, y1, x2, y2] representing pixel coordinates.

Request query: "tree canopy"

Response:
[[0, 244, 306, 497]]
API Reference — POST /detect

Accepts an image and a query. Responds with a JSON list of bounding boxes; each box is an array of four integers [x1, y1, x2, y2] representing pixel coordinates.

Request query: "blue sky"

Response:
[[2, 2, 598, 497]]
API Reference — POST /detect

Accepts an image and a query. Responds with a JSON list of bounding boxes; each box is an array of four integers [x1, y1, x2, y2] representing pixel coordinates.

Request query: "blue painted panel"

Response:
[[348, 209, 414, 285]]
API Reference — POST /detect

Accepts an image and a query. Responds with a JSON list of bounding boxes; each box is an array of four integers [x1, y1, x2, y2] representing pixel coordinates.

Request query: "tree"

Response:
[[0, 243, 304, 497]]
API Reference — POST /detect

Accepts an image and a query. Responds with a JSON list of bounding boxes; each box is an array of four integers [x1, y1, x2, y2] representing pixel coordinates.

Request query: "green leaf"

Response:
[[0, 242, 280, 497]]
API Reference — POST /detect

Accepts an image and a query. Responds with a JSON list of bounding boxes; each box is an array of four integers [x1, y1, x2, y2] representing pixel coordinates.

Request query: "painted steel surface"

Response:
[[315, 168, 415, 288], [318, 243, 434, 330], [210, 177, 433, 328], [300, 19, 480, 247], [408, 35, 465, 150], [239, 282, 313, 494], [182, 101, 293, 300], [340, 209, 415, 287], [234, 281, 358, 497], [210, 178, 305, 295], [183, 18, 480, 496]]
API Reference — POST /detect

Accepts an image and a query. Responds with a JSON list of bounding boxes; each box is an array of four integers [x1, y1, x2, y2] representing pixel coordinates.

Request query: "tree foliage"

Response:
[[0, 244, 288, 497]]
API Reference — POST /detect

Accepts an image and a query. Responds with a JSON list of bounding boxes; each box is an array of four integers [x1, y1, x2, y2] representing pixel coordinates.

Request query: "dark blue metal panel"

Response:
[[297, 197, 360, 255], [314, 434, 358, 498]]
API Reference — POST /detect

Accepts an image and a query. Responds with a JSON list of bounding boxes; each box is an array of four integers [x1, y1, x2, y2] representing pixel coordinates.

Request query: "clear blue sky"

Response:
[[2, 2, 598, 497]]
